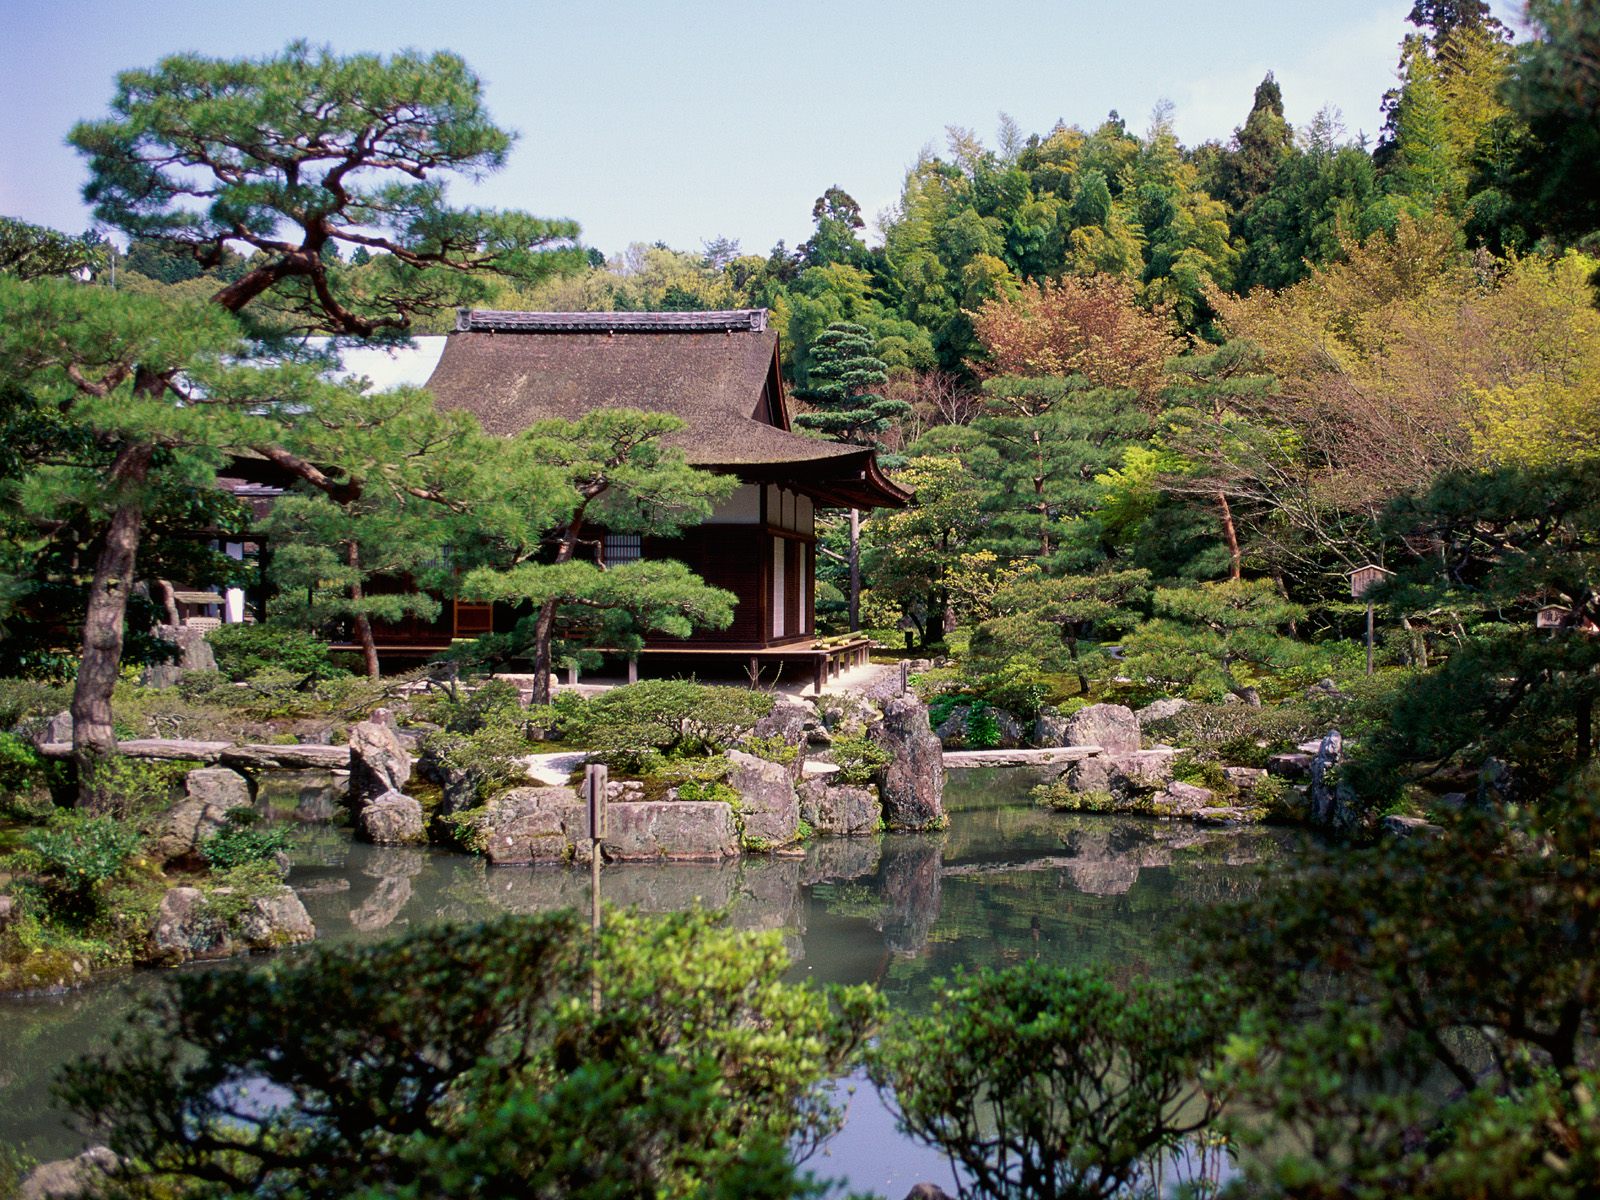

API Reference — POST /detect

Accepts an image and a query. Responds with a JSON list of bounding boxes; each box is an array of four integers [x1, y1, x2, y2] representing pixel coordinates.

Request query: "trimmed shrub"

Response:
[[569, 681, 774, 771], [831, 733, 892, 786], [207, 624, 345, 682]]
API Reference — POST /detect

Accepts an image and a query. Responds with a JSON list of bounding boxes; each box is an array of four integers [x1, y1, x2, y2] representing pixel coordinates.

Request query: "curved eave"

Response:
[[705, 447, 912, 511]]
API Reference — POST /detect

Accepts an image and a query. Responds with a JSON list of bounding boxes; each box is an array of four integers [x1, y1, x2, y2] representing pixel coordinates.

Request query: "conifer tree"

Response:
[[795, 322, 911, 630], [457, 410, 737, 705], [32, 42, 582, 796]]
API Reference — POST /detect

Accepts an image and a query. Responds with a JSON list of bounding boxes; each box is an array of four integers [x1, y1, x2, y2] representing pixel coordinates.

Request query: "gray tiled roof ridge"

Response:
[[455, 308, 768, 334]]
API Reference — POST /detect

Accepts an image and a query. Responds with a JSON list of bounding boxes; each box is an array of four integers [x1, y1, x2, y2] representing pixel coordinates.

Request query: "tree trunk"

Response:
[[347, 543, 380, 679], [72, 441, 154, 807], [530, 598, 558, 705], [848, 508, 861, 633], [529, 525, 582, 706], [1218, 489, 1242, 581], [1065, 632, 1089, 695]]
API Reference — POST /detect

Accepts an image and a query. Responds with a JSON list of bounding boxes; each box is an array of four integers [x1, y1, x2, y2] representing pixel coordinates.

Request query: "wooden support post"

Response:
[[1366, 602, 1376, 677], [585, 763, 608, 935], [585, 761, 608, 1013], [813, 657, 825, 696], [627, 655, 639, 684]]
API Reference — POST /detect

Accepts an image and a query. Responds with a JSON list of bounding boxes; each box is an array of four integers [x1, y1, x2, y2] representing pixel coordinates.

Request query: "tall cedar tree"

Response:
[[794, 322, 911, 631], [52, 43, 581, 797]]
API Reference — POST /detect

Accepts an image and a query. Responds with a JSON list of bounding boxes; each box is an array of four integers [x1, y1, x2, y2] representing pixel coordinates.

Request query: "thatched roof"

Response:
[[426, 309, 908, 508]]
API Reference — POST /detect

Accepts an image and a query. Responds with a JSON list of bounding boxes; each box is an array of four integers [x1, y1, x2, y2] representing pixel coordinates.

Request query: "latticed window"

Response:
[[604, 533, 642, 565]]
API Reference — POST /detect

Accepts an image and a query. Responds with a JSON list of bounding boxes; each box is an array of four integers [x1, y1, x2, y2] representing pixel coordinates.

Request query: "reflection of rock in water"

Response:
[[348, 876, 412, 931], [733, 857, 805, 961], [878, 836, 945, 954], [802, 836, 884, 886], [256, 769, 346, 823], [361, 847, 427, 880], [346, 846, 429, 931]]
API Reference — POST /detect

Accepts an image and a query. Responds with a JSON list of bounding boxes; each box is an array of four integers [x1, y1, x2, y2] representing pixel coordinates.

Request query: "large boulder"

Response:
[[871, 693, 946, 830], [33, 710, 73, 747], [1135, 698, 1191, 728], [1065, 748, 1177, 800], [1153, 781, 1214, 815], [149, 885, 315, 965], [18, 1147, 119, 1200], [726, 749, 800, 848], [153, 767, 254, 862], [1309, 730, 1359, 834], [1058, 703, 1141, 753], [601, 801, 739, 861], [752, 696, 819, 749], [478, 786, 583, 865], [1031, 706, 1071, 747], [143, 624, 218, 689], [238, 889, 316, 947], [348, 713, 411, 804], [358, 790, 425, 845], [798, 778, 882, 836]]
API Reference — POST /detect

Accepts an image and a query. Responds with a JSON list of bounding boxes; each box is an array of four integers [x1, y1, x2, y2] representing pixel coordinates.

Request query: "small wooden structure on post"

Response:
[[1533, 602, 1599, 762], [1350, 564, 1394, 677]]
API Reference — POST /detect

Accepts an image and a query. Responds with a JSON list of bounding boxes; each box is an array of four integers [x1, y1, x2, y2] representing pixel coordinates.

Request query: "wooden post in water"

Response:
[[585, 763, 608, 934], [585, 761, 608, 1013]]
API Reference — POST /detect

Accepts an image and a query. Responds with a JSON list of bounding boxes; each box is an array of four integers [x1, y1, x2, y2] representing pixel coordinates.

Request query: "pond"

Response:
[[0, 767, 1307, 1197]]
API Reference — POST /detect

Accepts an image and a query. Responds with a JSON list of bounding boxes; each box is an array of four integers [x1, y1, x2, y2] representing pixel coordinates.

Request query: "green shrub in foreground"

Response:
[[870, 963, 1231, 1200], [58, 908, 878, 1200]]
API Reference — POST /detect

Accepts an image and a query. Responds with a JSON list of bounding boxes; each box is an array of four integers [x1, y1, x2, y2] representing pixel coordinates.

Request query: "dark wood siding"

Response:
[[644, 525, 767, 646]]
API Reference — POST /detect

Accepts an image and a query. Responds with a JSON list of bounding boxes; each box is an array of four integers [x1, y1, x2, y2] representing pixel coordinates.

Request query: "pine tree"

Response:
[[457, 410, 737, 705], [36, 42, 582, 797]]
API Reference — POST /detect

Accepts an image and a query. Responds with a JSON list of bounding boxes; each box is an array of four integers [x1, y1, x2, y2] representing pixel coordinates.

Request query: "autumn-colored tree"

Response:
[[970, 275, 1181, 403]]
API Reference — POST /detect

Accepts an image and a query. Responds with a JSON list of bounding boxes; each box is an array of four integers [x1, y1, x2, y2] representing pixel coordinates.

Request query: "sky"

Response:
[[0, 0, 1525, 260]]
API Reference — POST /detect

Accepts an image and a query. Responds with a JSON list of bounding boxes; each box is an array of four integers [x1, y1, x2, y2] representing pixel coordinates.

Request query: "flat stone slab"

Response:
[[520, 751, 589, 787], [39, 739, 355, 770], [943, 746, 1103, 768], [233, 744, 351, 769], [801, 760, 841, 779]]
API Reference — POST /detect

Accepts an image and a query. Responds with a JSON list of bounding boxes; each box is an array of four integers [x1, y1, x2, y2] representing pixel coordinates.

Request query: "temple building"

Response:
[[222, 309, 909, 687]]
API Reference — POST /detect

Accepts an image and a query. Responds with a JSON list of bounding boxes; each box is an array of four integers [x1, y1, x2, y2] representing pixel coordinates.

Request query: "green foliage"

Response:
[[58, 908, 878, 1200], [792, 322, 910, 457], [964, 705, 1002, 749], [870, 963, 1231, 1200], [200, 809, 292, 871], [414, 679, 533, 806], [76, 754, 193, 821], [829, 732, 891, 786], [206, 623, 344, 682], [0, 678, 71, 734], [567, 681, 774, 771], [1119, 579, 1307, 704], [740, 733, 800, 766], [7, 810, 142, 920], [0, 731, 64, 808], [0, 217, 105, 281], [1196, 763, 1600, 1196]]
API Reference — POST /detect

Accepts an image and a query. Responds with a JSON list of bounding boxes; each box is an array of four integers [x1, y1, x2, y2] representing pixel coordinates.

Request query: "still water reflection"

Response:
[[0, 767, 1305, 1195]]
